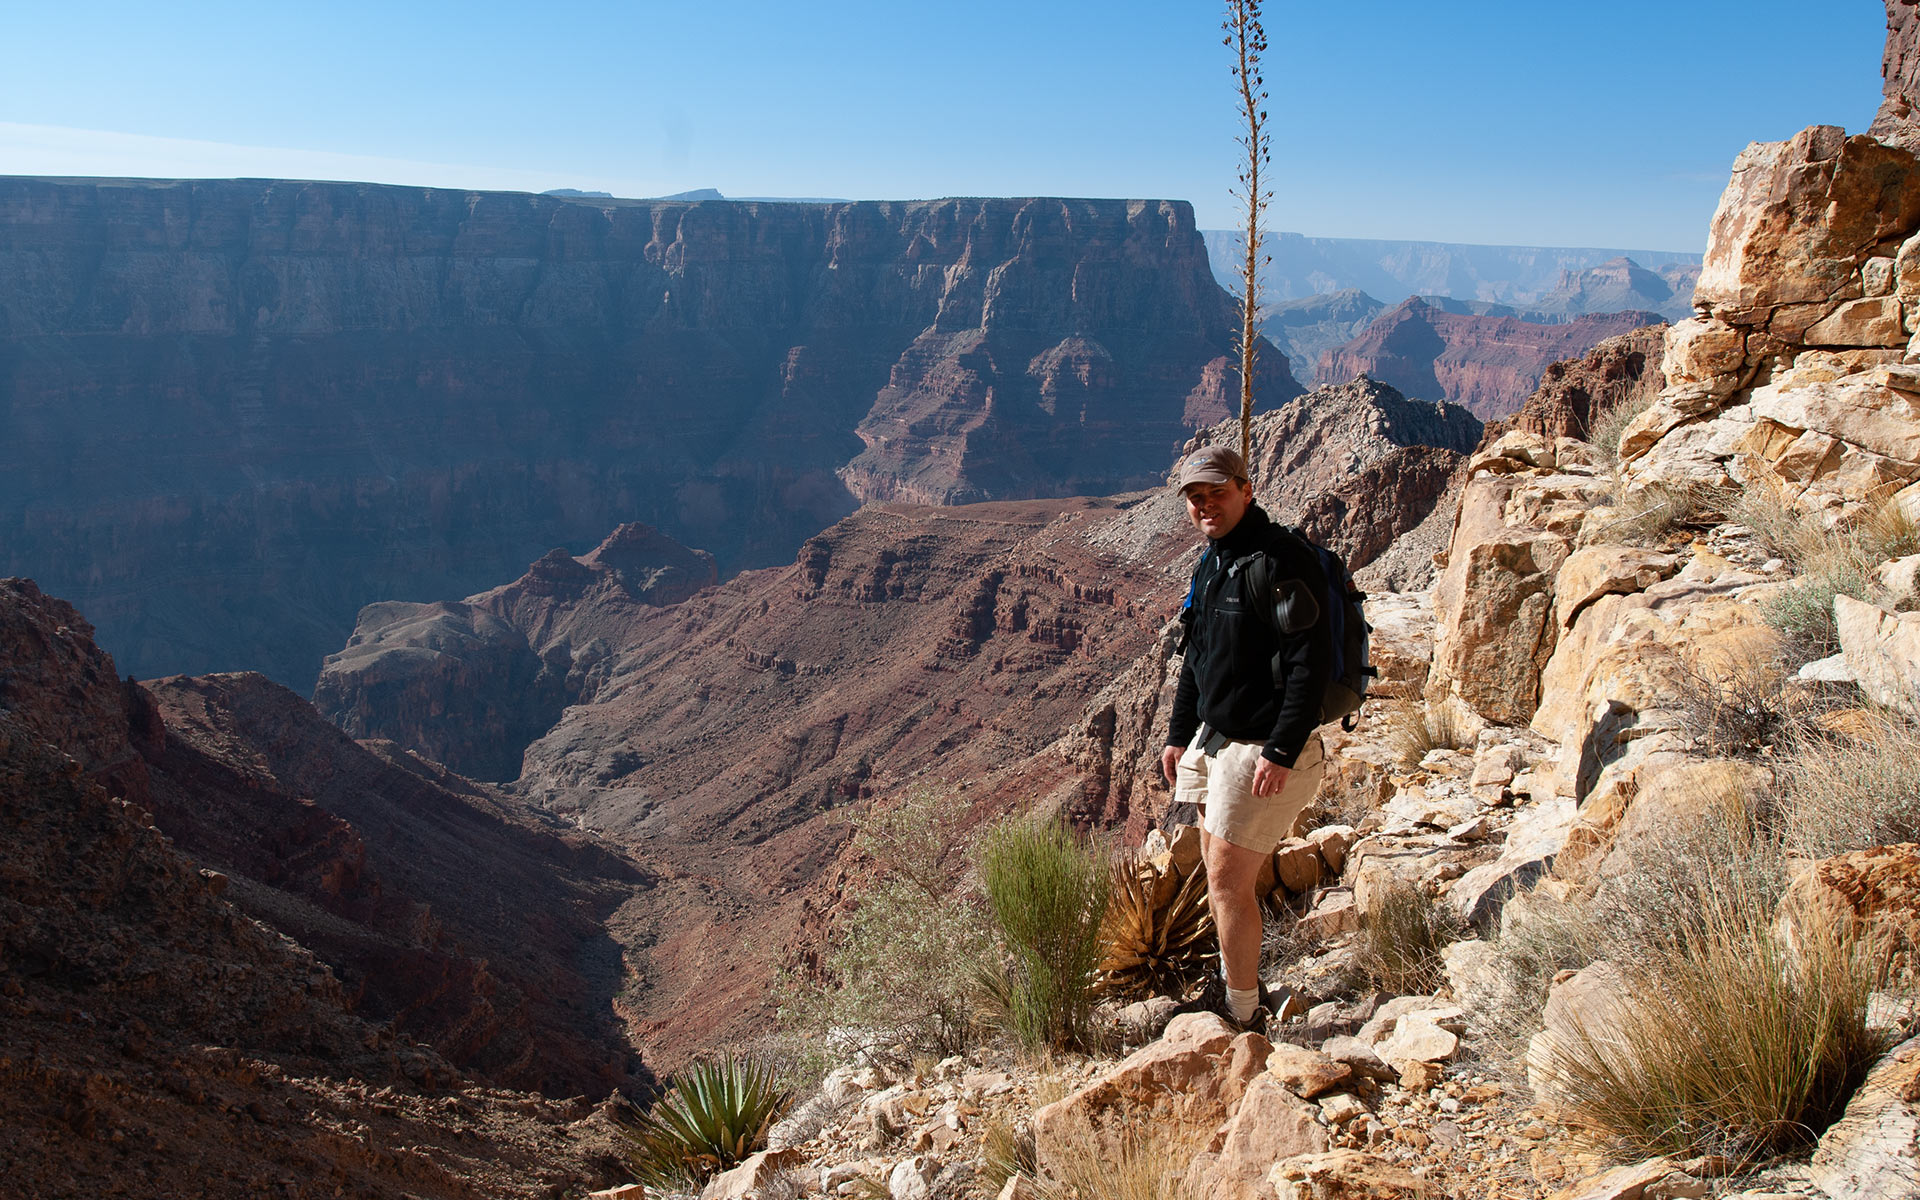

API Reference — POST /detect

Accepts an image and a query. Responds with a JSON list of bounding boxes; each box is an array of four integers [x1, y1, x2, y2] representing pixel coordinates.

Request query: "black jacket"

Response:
[[1168, 504, 1331, 767]]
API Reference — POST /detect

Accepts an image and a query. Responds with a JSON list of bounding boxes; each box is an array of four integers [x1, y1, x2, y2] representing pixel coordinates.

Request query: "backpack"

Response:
[[1181, 527, 1375, 731]]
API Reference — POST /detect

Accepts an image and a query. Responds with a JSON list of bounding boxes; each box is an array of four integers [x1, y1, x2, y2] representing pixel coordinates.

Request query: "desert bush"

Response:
[[1480, 800, 1784, 1060], [980, 817, 1112, 1053], [776, 789, 992, 1071], [1379, 698, 1467, 771], [1672, 642, 1803, 758], [1758, 568, 1865, 663], [1533, 884, 1890, 1167], [1777, 712, 1920, 857], [1345, 880, 1463, 996], [621, 1053, 793, 1188]]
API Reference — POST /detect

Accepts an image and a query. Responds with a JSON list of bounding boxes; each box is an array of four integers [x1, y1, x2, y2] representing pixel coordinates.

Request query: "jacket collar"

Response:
[[1210, 502, 1272, 556]]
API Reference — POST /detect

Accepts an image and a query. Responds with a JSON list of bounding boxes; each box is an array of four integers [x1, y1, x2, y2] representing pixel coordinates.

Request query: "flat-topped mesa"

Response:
[[0, 178, 1288, 689]]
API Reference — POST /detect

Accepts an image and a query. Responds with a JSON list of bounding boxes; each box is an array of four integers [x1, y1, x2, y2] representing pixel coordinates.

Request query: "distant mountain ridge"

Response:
[[1203, 230, 1701, 314]]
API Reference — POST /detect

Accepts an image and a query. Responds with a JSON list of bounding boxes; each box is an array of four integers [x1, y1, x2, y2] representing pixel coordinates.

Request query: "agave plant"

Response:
[[620, 1052, 793, 1187], [1092, 852, 1215, 1001]]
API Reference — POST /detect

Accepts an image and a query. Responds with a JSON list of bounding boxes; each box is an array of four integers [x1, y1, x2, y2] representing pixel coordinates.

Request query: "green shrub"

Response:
[[980, 817, 1112, 1053], [621, 1053, 793, 1187], [1759, 563, 1868, 663], [1346, 880, 1463, 996], [776, 789, 992, 1071]]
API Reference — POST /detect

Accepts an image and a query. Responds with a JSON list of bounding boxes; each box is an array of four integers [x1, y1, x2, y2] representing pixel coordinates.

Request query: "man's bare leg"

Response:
[[1200, 828, 1267, 992]]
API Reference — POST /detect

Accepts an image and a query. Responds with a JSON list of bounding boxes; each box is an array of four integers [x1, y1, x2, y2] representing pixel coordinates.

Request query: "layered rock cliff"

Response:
[[0, 179, 1293, 689], [1318, 298, 1662, 420]]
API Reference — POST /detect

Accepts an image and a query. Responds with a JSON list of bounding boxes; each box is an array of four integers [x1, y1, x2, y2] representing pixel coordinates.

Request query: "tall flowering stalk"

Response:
[[1225, 0, 1271, 462]]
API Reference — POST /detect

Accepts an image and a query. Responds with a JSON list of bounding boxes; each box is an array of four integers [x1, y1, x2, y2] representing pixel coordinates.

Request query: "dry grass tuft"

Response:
[[978, 1117, 1037, 1197], [1037, 1106, 1204, 1200], [1598, 479, 1731, 547], [1535, 886, 1892, 1167], [1379, 699, 1468, 771], [1590, 389, 1657, 472], [1345, 880, 1463, 996]]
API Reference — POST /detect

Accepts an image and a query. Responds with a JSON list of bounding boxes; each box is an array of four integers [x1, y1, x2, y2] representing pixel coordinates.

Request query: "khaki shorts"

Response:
[[1174, 731, 1326, 853]]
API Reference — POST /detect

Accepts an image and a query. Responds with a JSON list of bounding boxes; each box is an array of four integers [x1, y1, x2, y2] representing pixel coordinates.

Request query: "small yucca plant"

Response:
[[620, 1053, 793, 1187], [1093, 854, 1215, 1002]]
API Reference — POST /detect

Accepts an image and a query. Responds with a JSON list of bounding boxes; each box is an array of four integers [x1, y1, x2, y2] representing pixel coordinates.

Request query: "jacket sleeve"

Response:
[[1167, 652, 1199, 750], [1262, 543, 1333, 767]]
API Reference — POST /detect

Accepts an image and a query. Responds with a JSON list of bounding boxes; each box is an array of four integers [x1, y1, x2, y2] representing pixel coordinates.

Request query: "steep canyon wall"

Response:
[[0, 179, 1291, 689]]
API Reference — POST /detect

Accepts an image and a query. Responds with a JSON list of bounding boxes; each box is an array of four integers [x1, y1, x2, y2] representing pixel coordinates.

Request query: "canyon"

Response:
[[1, 182, 1291, 690]]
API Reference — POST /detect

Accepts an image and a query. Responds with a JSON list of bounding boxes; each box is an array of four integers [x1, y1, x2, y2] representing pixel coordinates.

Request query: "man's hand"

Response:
[[1252, 758, 1291, 798], [1161, 744, 1183, 786]]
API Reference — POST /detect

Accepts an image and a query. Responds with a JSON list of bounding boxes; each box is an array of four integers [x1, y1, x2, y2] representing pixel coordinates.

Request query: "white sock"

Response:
[[1226, 984, 1261, 1022]]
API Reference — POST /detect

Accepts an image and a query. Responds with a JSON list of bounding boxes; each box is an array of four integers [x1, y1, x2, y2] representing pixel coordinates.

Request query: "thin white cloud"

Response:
[[0, 123, 637, 196]]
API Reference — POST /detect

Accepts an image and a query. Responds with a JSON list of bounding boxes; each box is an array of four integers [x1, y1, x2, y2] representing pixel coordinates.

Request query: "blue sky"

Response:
[[0, 1, 1888, 250]]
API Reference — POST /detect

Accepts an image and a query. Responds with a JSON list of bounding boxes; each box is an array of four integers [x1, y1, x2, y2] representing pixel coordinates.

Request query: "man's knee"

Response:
[[1202, 833, 1266, 898]]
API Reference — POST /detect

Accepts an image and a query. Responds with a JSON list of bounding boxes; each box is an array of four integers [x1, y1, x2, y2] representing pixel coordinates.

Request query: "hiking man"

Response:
[[1162, 443, 1331, 1030]]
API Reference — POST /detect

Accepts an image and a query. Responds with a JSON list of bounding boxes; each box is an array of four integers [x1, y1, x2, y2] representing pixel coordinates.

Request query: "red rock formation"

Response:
[[0, 587, 634, 1197], [1317, 298, 1663, 419], [1476, 324, 1670, 449], [1873, 0, 1920, 153], [0, 180, 1294, 690], [1, 578, 649, 1101]]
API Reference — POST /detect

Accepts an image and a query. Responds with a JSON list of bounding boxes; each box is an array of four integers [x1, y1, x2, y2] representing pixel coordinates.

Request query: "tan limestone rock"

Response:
[[1192, 1075, 1329, 1200], [1661, 318, 1746, 386], [1373, 1015, 1458, 1068], [1264, 1044, 1354, 1099], [1553, 547, 1681, 630], [1273, 839, 1325, 894], [1427, 471, 1571, 725], [1836, 593, 1920, 715], [1032, 1014, 1259, 1180], [1526, 961, 1630, 1106], [701, 1149, 805, 1200], [1808, 1035, 1920, 1199], [1307, 824, 1356, 876], [1547, 1158, 1686, 1200], [1872, 553, 1920, 609], [1269, 1150, 1431, 1199], [1805, 297, 1907, 347], [1363, 590, 1434, 701], [1597, 760, 1770, 879], [1695, 126, 1920, 313], [1747, 378, 1920, 467], [1296, 888, 1357, 940], [1780, 844, 1920, 982]]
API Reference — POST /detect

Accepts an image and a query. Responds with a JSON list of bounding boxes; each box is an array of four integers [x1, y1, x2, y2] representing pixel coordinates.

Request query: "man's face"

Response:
[[1183, 478, 1252, 540]]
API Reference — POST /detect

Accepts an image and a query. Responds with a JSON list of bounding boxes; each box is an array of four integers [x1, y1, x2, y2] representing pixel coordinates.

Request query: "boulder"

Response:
[[1552, 547, 1681, 631], [1428, 474, 1574, 726], [1526, 961, 1630, 1106], [1264, 1044, 1354, 1099], [1372, 1015, 1459, 1069], [1273, 839, 1326, 894], [1836, 593, 1920, 715], [1319, 1035, 1397, 1082], [1269, 1150, 1430, 1199], [1595, 760, 1771, 880], [1872, 552, 1920, 610], [1296, 888, 1358, 940], [1695, 126, 1920, 314], [1307, 825, 1357, 876], [1808, 1035, 1920, 1200], [1190, 1075, 1329, 1200], [1032, 1017, 1264, 1179], [888, 1155, 938, 1200], [1746, 379, 1920, 468], [1806, 297, 1907, 347], [1779, 844, 1920, 981], [1546, 1158, 1687, 1200], [1362, 591, 1435, 700], [1662, 318, 1746, 387], [701, 1149, 805, 1200], [1449, 797, 1577, 928]]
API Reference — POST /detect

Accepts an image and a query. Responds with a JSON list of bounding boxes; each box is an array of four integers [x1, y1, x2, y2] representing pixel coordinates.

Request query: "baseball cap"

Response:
[[1175, 444, 1249, 491]]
